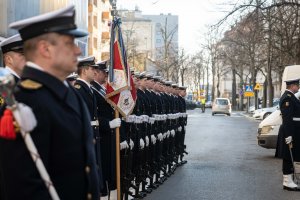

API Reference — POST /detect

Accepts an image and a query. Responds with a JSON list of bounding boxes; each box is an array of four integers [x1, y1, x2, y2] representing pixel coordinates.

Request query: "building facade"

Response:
[[0, 0, 115, 66], [118, 8, 155, 72], [143, 13, 178, 61], [118, 8, 179, 74], [88, 0, 112, 61]]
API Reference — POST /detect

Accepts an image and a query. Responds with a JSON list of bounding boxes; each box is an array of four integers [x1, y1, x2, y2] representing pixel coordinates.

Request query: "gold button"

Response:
[[87, 193, 92, 200], [93, 139, 96, 144], [85, 166, 90, 174]]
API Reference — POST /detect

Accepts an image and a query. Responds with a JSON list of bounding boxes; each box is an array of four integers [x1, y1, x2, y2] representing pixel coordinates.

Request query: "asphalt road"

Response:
[[144, 108, 299, 200]]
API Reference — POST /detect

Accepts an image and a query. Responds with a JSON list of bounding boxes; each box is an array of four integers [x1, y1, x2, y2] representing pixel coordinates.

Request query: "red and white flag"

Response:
[[106, 18, 136, 117]]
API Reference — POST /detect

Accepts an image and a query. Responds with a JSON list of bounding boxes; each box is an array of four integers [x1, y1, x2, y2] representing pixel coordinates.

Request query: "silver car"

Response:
[[212, 98, 231, 116]]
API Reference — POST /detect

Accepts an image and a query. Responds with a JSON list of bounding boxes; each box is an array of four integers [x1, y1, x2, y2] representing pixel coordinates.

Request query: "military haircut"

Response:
[[77, 65, 90, 75], [23, 33, 58, 61]]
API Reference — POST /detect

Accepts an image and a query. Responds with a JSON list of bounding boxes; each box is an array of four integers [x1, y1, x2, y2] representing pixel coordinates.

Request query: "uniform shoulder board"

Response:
[[74, 84, 81, 89], [20, 79, 42, 90], [0, 97, 5, 106], [287, 94, 291, 97]]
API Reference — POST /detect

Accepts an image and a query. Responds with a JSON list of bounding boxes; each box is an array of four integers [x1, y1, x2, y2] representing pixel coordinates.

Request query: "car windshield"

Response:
[[216, 99, 228, 105]]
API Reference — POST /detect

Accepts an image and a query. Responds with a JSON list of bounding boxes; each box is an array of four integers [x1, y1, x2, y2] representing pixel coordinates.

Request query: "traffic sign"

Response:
[[245, 85, 253, 92], [254, 83, 261, 90], [244, 91, 254, 97]]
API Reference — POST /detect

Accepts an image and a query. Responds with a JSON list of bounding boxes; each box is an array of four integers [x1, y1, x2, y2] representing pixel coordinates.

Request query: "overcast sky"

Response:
[[117, 0, 235, 55]]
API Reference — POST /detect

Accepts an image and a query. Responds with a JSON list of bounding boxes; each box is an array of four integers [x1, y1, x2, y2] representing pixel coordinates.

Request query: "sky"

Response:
[[117, 0, 235, 55]]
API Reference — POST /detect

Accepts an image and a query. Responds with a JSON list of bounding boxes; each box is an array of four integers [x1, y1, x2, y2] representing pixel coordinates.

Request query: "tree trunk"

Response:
[[263, 80, 267, 108], [231, 68, 237, 110]]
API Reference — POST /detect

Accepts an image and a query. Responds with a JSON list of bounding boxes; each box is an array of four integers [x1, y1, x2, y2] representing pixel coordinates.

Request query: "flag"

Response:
[[106, 18, 136, 117]]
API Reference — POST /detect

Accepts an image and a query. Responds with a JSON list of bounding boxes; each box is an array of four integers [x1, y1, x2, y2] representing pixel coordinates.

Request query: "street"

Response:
[[144, 108, 299, 200]]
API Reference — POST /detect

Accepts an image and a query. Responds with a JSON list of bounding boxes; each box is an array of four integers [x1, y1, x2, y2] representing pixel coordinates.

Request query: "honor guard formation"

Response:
[[0, 4, 189, 200]]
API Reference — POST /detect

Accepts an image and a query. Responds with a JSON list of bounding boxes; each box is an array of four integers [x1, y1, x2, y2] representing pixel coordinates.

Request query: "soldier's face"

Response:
[[5, 51, 26, 75], [86, 67, 96, 82], [292, 84, 300, 93], [140, 78, 147, 87], [95, 70, 106, 84], [51, 34, 81, 75]]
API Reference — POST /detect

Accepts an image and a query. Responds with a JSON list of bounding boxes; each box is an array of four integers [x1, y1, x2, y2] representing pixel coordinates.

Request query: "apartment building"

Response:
[[0, 0, 89, 56], [88, 0, 112, 61]]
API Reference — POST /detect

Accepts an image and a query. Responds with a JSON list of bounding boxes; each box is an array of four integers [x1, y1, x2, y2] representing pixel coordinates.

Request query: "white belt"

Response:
[[293, 118, 300, 121], [91, 120, 99, 126]]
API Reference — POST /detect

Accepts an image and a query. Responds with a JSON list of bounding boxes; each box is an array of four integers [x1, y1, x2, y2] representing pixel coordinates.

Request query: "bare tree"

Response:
[[152, 17, 178, 80], [178, 48, 192, 86], [122, 21, 149, 71]]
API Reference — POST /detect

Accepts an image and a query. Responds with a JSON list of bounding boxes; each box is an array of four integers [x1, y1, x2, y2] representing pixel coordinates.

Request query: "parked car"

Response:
[[186, 100, 198, 110], [249, 104, 261, 114], [212, 98, 231, 116], [252, 105, 279, 120], [257, 65, 300, 149], [257, 110, 281, 149], [250, 98, 280, 114], [205, 101, 212, 108]]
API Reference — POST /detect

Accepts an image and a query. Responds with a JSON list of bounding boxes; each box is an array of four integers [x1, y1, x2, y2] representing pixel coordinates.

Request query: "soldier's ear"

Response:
[[3, 54, 13, 66], [37, 40, 52, 59]]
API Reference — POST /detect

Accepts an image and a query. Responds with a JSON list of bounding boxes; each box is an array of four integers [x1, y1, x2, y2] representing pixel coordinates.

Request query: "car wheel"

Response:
[[212, 113, 214, 116], [227, 113, 231, 116], [263, 112, 271, 120]]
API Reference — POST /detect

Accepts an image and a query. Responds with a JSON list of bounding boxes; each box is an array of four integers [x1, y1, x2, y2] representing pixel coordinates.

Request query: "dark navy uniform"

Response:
[[91, 80, 117, 194], [0, 66, 100, 200], [74, 79, 104, 191], [278, 89, 300, 174]]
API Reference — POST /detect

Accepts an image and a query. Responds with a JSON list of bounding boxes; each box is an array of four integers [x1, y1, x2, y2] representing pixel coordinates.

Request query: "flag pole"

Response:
[[110, 1, 121, 199], [115, 110, 121, 200]]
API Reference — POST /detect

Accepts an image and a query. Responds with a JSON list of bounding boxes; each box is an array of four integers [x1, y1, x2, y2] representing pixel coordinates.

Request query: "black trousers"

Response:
[[283, 158, 294, 175]]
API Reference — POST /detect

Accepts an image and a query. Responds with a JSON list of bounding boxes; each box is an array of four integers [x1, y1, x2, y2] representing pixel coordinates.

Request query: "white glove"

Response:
[[178, 126, 182, 132], [151, 134, 157, 144], [170, 129, 175, 137], [163, 132, 167, 139], [125, 115, 136, 123], [13, 103, 37, 132], [285, 136, 292, 144], [166, 131, 170, 138], [139, 138, 145, 149], [109, 118, 121, 129], [157, 133, 163, 141], [129, 139, 134, 150], [145, 136, 149, 147], [120, 141, 129, 150]]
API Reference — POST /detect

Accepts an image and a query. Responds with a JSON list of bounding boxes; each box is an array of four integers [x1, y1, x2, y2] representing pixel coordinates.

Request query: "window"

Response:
[[93, 37, 97, 49], [93, 16, 97, 28], [216, 99, 229, 105], [156, 39, 161, 43]]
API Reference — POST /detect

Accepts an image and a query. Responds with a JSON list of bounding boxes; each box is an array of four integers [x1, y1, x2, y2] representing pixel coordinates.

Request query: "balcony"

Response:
[[102, 32, 110, 40], [88, 25, 99, 35], [88, 3, 98, 13], [102, 11, 110, 21]]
